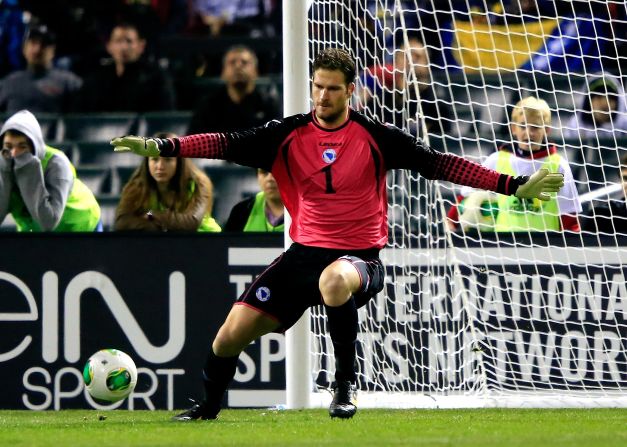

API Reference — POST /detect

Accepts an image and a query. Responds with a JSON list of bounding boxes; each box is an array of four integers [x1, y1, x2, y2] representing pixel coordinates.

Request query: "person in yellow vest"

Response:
[[449, 96, 581, 232], [224, 168, 284, 232], [0, 109, 101, 231], [114, 133, 221, 232]]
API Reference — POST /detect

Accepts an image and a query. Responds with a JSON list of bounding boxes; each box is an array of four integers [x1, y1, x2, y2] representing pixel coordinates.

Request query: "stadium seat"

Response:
[[37, 113, 62, 142], [566, 137, 626, 194], [96, 195, 120, 231], [60, 113, 139, 142], [203, 164, 258, 224], [74, 140, 139, 168], [77, 166, 113, 195], [139, 111, 194, 137], [54, 141, 77, 164], [73, 141, 115, 166]]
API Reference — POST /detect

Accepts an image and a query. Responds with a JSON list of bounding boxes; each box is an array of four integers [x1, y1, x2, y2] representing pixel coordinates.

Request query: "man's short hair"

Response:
[[222, 45, 258, 67], [313, 48, 356, 85], [25, 25, 56, 46], [109, 22, 143, 40]]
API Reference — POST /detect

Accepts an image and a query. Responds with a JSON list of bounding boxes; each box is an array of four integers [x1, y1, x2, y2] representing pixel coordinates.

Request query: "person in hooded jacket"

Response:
[[0, 109, 101, 231], [563, 75, 627, 140]]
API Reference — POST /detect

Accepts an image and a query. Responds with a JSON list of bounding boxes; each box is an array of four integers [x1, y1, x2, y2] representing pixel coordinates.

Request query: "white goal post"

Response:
[[284, 0, 627, 408], [282, 0, 312, 410]]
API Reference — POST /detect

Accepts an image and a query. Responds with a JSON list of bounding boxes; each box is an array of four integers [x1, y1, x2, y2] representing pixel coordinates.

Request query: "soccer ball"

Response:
[[83, 349, 138, 402], [458, 192, 499, 231]]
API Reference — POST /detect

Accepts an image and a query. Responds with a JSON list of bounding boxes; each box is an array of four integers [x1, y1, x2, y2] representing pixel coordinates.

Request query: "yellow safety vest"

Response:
[[10, 146, 101, 232], [494, 151, 561, 232], [243, 192, 284, 232]]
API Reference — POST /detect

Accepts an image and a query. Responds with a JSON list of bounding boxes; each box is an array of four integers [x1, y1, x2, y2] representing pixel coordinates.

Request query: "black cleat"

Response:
[[328, 381, 357, 419], [171, 399, 217, 421]]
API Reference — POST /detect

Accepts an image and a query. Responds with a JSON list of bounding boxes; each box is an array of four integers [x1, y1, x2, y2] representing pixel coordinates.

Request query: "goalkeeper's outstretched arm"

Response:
[[110, 134, 226, 159], [111, 115, 309, 170], [425, 149, 565, 201], [112, 122, 565, 202], [376, 121, 564, 201]]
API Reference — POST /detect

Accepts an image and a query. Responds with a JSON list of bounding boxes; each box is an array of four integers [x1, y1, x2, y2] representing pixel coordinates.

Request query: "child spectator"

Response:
[[448, 96, 581, 232]]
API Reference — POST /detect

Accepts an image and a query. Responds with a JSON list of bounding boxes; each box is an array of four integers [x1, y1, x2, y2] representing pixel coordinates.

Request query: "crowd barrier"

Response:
[[0, 232, 625, 410]]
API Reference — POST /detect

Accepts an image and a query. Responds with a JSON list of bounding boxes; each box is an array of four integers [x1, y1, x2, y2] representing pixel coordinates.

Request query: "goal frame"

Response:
[[283, 0, 311, 410], [283, 0, 627, 409]]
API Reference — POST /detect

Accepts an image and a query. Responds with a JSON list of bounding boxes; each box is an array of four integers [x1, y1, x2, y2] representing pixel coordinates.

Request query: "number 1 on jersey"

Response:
[[322, 165, 336, 194]]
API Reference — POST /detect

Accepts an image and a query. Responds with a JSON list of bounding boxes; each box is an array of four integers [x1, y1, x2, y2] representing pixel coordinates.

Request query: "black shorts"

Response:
[[236, 242, 385, 331]]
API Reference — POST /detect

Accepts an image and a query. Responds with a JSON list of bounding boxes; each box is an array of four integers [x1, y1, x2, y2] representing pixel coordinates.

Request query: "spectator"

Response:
[[76, 22, 175, 112], [0, 25, 82, 114], [0, 110, 102, 231], [360, 36, 452, 136], [582, 152, 627, 235], [114, 133, 221, 232], [448, 96, 581, 232], [188, 0, 276, 37], [224, 168, 284, 232], [18, 2, 117, 76], [188, 45, 279, 134], [563, 75, 627, 141]]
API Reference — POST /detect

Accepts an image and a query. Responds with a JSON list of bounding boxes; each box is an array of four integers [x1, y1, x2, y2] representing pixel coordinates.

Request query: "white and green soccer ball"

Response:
[[83, 349, 138, 402], [458, 191, 499, 231]]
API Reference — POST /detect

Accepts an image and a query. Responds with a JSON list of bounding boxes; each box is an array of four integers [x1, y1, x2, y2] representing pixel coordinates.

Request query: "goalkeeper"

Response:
[[448, 96, 581, 232], [111, 48, 564, 421]]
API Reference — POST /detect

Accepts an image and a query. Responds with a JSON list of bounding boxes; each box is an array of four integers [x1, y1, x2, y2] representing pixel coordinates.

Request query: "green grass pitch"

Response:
[[1, 408, 625, 447]]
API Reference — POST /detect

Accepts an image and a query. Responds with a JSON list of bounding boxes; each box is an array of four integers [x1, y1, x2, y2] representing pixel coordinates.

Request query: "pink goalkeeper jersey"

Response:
[[271, 113, 388, 249], [170, 109, 520, 249]]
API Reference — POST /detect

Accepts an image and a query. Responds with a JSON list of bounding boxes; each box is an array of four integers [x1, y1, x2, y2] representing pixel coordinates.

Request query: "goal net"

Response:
[[305, 0, 627, 408]]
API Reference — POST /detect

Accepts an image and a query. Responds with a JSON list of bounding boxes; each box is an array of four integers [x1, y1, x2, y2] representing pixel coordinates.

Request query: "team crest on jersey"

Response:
[[322, 148, 337, 164], [256, 286, 271, 302]]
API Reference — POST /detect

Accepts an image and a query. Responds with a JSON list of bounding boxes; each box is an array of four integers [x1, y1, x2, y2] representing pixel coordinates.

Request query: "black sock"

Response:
[[325, 297, 358, 383], [202, 348, 239, 415]]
